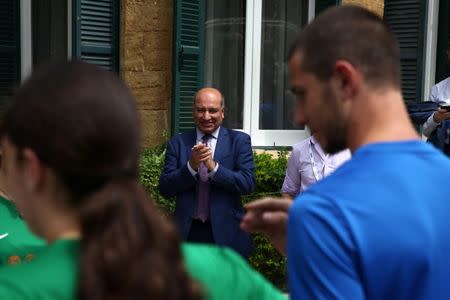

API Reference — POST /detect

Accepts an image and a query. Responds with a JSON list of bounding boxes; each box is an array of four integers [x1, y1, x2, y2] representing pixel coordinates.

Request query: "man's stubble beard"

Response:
[[321, 85, 349, 155]]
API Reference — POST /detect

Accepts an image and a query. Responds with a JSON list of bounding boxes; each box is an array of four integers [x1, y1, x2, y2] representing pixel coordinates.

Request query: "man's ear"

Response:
[[333, 60, 362, 101], [21, 148, 45, 192]]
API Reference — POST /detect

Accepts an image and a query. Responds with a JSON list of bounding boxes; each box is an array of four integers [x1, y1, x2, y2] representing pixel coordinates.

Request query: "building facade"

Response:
[[0, 0, 448, 147]]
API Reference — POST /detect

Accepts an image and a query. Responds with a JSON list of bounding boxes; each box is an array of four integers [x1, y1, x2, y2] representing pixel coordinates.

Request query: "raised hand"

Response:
[[433, 108, 450, 123], [240, 197, 293, 255], [189, 143, 212, 171]]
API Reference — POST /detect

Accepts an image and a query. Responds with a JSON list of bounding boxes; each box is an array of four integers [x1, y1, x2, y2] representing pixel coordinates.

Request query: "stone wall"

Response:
[[342, 0, 384, 17], [121, 0, 173, 147]]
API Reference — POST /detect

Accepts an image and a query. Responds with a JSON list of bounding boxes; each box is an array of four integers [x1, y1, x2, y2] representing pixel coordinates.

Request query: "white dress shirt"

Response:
[[423, 77, 450, 137], [187, 127, 220, 178], [281, 136, 351, 197]]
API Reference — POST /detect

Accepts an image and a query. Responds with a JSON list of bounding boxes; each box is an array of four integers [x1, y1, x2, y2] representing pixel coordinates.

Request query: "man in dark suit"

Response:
[[159, 88, 255, 257]]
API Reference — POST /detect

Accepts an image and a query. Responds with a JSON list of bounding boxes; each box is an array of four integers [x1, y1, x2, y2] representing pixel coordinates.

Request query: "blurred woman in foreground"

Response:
[[0, 151, 45, 267], [0, 61, 284, 300]]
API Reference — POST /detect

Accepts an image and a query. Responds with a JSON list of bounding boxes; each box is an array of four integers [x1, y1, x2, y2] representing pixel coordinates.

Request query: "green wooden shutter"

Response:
[[73, 0, 120, 72], [0, 0, 20, 116], [435, 0, 450, 83], [172, 0, 205, 134], [315, 0, 340, 15], [384, 0, 426, 102]]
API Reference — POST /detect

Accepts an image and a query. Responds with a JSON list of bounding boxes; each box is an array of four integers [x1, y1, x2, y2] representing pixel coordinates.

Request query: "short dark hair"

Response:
[[289, 5, 401, 89]]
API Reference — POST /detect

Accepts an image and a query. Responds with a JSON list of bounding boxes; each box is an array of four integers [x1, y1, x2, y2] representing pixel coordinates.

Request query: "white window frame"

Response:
[[423, 0, 439, 102], [20, 0, 72, 81], [242, 0, 315, 147], [20, 0, 32, 81]]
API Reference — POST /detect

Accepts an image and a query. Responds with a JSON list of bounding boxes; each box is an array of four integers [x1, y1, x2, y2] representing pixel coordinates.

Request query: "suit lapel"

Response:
[[184, 129, 197, 159], [214, 127, 229, 162]]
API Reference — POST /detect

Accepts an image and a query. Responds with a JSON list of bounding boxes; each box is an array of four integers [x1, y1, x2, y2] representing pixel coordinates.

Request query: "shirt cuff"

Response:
[[187, 161, 198, 177], [431, 112, 441, 125], [423, 113, 440, 137], [208, 162, 219, 178], [281, 179, 299, 197]]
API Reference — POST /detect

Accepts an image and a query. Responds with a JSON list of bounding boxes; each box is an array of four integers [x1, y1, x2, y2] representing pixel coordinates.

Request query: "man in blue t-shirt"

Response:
[[242, 6, 450, 300]]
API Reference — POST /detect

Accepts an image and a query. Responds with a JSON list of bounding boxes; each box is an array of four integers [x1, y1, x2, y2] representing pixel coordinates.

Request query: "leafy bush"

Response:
[[139, 145, 175, 215], [139, 144, 288, 290], [248, 150, 288, 199], [243, 150, 288, 291]]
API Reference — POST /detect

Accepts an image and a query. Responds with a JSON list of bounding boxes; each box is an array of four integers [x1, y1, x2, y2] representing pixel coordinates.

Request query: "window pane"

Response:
[[259, 0, 308, 129], [205, 0, 245, 129], [32, 0, 67, 66]]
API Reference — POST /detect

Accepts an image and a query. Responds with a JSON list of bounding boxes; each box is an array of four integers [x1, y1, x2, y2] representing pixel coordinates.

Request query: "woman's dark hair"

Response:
[[1, 61, 202, 300]]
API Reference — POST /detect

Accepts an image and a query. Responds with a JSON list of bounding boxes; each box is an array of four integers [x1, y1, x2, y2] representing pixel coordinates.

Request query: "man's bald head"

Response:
[[194, 88, 224, 108], [193, 87, 225, 134]]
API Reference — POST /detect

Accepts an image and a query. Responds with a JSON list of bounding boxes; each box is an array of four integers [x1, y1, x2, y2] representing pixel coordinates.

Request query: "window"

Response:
[[0, 0, 120, 120], [0, 0, 20, 116], [245, 0, 309, 146], [257, 0, 308, 130], [72, 0, 120, 72], [385, 0, 448, 103], [384, 0, 426, 103], [32, 0, 68, 67], [204, 1, 245, 129], [435, 0, 450, 83], [173, 0, 339, 146]]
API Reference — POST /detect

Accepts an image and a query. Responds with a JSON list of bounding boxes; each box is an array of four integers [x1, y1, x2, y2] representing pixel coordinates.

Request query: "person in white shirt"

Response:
[[281, 134, 351, 198], [422, 40, 450, 155]]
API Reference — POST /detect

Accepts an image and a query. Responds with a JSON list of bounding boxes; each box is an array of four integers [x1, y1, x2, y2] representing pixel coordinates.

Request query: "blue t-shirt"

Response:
[[288, 141, 450, 300]]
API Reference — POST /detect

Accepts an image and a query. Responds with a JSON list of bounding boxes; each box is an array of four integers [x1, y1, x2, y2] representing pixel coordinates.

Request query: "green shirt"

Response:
[[0, 196, 46, 266], [0, 241, 285, 300], [182, 243, 285, 300], [0, 239, 78, 299]]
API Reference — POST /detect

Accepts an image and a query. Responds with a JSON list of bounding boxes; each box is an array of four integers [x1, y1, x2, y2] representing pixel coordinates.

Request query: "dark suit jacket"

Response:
[[407, 101, 438, 124], [407, 101, 449, 152], [158, 127, 255, 257]]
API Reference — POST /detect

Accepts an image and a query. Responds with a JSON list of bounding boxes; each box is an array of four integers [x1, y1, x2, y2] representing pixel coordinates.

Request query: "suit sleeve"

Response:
[[210, 134, 255, 195], [158, 138, 198, 198], [288, 193, 364, 300]]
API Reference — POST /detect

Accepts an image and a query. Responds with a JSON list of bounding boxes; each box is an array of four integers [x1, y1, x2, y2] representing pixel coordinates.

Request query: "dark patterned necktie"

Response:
[[197, 134, 212, 222]]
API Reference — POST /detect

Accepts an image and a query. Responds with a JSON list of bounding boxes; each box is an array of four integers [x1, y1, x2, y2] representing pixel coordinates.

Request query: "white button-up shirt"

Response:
[[423, 77, 450, 137], [281, 136, 351, 197]]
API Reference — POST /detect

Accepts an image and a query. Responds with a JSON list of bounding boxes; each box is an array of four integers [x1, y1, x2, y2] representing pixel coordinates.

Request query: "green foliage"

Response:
[[249, 234, 287, 290], [139, 144, 175, 216], [139, 144, 288, 290], [243, 149, 288, 203], [244, 150, 288, 290]]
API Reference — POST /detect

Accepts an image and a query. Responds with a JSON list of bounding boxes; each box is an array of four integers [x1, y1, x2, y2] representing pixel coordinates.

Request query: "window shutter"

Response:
[[435, 0, 450, 83], [315, 0, 340, 15], [73, 0, 120, 72], [172, 0, 205, 134], [384, 0, 425, 102], [0, 0, 20, 117]]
